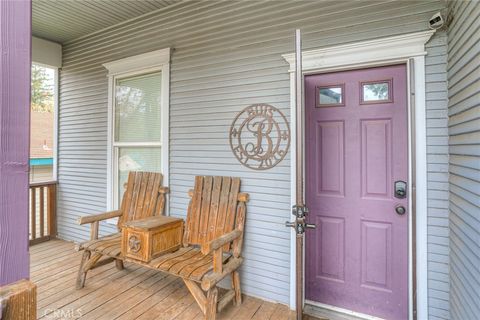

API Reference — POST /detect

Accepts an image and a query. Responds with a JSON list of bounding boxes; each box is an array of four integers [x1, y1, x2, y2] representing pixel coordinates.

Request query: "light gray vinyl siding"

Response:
[[447, 1, 480, 319], [32, 0, 179, 43], [425, 32, 450, 320], [57, 0, 447, 305]]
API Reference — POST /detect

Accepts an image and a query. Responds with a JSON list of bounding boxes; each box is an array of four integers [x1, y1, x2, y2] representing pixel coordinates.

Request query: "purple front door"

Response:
[[305, 64, 408, 319]]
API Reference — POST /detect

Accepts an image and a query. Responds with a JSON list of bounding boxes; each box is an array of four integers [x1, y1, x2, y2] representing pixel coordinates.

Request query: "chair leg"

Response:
[[76, 251, 91, 289], [231, 271, 242, 306], [205, 287, 218, 320], [115, 259, 124, 270]]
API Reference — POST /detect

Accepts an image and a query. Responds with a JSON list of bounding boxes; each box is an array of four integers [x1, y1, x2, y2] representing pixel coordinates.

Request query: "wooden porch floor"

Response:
[[31, 239, 318, 320]]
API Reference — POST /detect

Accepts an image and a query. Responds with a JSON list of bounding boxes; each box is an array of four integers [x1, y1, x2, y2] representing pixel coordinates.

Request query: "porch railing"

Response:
[[29, 181, 57, 245]]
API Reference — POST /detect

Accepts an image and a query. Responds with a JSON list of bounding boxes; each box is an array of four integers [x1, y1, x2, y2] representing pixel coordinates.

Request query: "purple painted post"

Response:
[[0, 0, 32, 286]]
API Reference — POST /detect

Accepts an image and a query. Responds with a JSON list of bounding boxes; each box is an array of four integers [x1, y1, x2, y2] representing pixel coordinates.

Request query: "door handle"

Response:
[[285, 221, 317, 233], [285, 205, 316, 234], [395, 205, 406, 215]]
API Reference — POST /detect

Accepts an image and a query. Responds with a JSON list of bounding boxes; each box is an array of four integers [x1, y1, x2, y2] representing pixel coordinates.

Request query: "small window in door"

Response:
[[316, 84, 345, 107], [361, 79, 392, 104]]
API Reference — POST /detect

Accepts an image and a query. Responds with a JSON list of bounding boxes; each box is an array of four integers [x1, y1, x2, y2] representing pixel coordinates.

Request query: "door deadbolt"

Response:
[[395, 205, 406, 215], [394, 181, 407, 199]]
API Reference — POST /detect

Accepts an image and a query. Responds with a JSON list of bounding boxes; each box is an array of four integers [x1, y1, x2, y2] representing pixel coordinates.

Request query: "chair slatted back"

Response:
[[118, 171, 166, 228], [184, 176, 245, 252]]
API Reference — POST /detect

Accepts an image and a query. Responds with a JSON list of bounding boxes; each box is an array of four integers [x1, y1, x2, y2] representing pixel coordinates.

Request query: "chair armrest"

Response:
[[201, 230, 242, 255], [77, 210, 122, 225], [159, 186, 169, 194]]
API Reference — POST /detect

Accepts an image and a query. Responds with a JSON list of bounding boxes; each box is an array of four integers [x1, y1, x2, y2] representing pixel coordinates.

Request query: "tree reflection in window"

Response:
[[114, 72, 162, 143], [362, 80, 391, 103]]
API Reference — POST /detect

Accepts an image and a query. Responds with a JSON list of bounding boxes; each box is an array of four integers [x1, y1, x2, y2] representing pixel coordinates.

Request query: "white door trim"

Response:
[[282, 30, 435, 320]]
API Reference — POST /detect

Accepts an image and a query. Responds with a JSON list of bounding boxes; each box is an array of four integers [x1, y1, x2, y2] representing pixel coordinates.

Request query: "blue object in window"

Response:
[[30, 158, 53, 166]]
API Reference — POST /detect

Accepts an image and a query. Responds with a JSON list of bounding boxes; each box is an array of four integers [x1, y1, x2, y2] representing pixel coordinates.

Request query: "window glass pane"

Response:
[[30, 64, 56, 183], [318, 86, 343, 105], [362, 81, 390, 102], [117, 147, 161, 201], [115, 72, 161, 142]]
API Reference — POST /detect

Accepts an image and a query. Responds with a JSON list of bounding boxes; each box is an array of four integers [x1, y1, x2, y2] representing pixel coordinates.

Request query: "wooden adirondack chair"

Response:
[[132, 176, 248, 320], [76, 171, 168, 289]]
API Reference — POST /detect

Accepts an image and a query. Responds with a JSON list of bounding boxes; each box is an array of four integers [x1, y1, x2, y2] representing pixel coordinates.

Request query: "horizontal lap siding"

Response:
[[58, 0, 445, 304], [33, 0, 179, 43], [426, 32, 450, 319], [447, 1, 480, 319]]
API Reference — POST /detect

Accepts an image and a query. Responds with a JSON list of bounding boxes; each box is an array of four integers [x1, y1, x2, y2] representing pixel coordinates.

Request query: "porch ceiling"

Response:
[[32, 0, 180, 44]]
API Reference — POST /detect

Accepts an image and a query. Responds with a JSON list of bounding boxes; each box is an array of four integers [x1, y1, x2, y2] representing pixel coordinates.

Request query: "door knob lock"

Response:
[[395, 205, 406, 215], [394, 181, 407, 199], [286, 205, 316, 234]]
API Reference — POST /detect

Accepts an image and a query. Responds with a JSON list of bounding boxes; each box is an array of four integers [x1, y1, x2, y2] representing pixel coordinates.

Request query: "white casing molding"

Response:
[[103, 48, 170, 213], [32, 36, 61, 182], [282, 31, 434, 72], [32, 36, 62, 68], [282, 30, 435, 320], [103, 48, 170, 76]]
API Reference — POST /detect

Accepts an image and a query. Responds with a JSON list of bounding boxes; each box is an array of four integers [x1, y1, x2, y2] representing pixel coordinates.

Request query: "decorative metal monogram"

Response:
[[230, 104, 290, 170]]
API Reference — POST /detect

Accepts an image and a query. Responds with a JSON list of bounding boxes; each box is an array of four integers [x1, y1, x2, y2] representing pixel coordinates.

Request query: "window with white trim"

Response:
[[103, 49, 170, 210], [30, 63, 58, 183]]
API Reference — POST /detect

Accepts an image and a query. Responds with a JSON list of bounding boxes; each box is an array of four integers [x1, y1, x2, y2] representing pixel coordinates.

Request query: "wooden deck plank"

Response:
[[225, 295, 263, 320], [38, 264, 143, 314], [30, 240, 319, 320], [136, 286, 191, 320], [47, 268, 156, 318], [115, 278, 185, 320], [150, 290, 195, 320], [31, 251, 81, 277], [216, 295, 256, 320], [30, 247, 75, 267], [251, 301, 278, 320], [30, 239, 72, 255], [30, 246, 75, 264], [173, 300, 202, 320], [30, 243, 76, 264], [269, 304, 294, 320], [30, 244, 67, 257], [35, 264, 78, 286], [38, 264, 128, 312], [85, 273, 176, 319], [93, 275, 179, 320], [37, 262, 117, 304]]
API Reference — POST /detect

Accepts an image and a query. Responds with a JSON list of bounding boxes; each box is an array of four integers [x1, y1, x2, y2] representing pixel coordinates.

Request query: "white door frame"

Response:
[[282, 30, 435, 320]]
